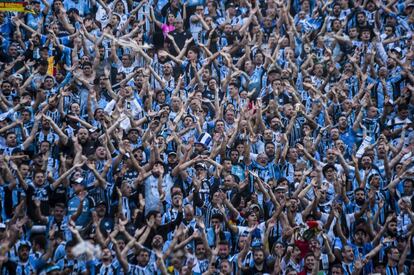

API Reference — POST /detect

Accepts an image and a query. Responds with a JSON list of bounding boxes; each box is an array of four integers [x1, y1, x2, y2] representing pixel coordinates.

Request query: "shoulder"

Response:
[[68, 196, 80, 204]]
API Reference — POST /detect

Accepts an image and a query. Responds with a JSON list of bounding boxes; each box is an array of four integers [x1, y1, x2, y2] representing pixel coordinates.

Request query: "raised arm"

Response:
[[43, 115, 69, 145], [22, 113, 41, 150], [52, 162, 84, 190], [69, 191, 86, 222], [110, 41, 121, 64], [110, 234, 129, 273]]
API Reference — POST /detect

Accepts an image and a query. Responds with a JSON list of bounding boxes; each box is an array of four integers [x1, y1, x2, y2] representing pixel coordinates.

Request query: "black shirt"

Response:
[[169, 30, 192, 56], [243, 263, 273, 275]]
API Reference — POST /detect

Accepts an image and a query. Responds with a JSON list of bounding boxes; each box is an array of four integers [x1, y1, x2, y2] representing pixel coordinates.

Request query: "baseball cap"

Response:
[[251, 238, 263, 248], [0, 114, 8, 121], [195, 163, 207, 170], [89, 127, 99, 133], [12, 73, 23, 80], [73, 177, 86, 187], [268, 65, 279, 74], [100, 219, 114, 233], [67, 7, 79, 15], [17, 240, 31, 250], [391, 47, 402, 54], [274, 185, 288, 192], [127, 127, 139, 133], [96, 200, 106, 206], [354, 226, 367, 234], [226, 2, 236, 8], [195, 132, 212, 149], [44, 265, 61, 274], [245, 208, 257, 217]]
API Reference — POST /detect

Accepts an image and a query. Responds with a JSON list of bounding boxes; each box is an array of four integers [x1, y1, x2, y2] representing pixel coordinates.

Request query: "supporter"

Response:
[[0, 0, 414, 274]]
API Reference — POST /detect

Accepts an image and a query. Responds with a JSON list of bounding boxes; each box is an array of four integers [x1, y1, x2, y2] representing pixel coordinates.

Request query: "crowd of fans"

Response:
[[0, 0, 414, 273]]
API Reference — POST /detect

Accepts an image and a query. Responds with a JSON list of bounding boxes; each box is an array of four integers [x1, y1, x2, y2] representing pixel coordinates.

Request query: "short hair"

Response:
[[323, 164, 337, 175], [170, 184, 183, 195], [229, 82, 239, 88], [93, 108, 104, 116], [40, 140, 51, 146], [5, 131, 16, 138], [385, 24, 395, 32], [341, 245, 353, 254], [277, 177, 289, 184], [21, 92, 31, 98], [82, 61, 92, 68], [183, 114, 195, 121], [32, 235, 47, 250], [215, 119, 225, 125], [76, 127, 89, 135], [1, 80, 12, 86], [188, 45, 199, 55], [222, 157, 232, 163], [398, 104, 409, 112], [66, 239, 78, 249], [331, 263, 344, 272], [356, 10, 366, 17], [385, 246, 398, 255], [228, 173, 240, 184], [39, 60, 49, 67], [211, 213, 224, 222], [44, 75, 54, 81], [112, 13, 121, 21], [116, 72, 126, 79], [208, 1, 217, 8], [304, 252, 315, 260], [19, 161, 30, 167], [34, 170, 46, 176], [54, 203, 66, 209], [218, 240, 230, 247], [146, 210, 160, 220]]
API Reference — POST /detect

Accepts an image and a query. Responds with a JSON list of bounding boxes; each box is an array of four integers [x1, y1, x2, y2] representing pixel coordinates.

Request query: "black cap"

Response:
[[67, 8, 80, 15], [96, 200, 106, 206], [226, 2, 236, 8], [211, 213, 224, 222]]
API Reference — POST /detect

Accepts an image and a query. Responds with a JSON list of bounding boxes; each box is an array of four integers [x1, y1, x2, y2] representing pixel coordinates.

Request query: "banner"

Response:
[[47, 56, 55, 76], [0, 1, 35, 13]]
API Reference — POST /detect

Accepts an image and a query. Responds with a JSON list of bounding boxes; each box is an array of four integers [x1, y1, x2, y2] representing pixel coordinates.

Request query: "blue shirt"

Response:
[[0, 17, 12, 39], [67, 195, 92, 227], [57, 257, 87, 273], [339, 127, 357, 148]]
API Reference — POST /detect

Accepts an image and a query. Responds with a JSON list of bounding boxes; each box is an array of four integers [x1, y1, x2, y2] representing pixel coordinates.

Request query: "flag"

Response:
[[302, 220, 322, 240], [0, 1, 35, 13], [47, 56, 55, 76]]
